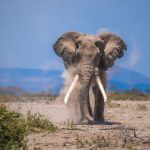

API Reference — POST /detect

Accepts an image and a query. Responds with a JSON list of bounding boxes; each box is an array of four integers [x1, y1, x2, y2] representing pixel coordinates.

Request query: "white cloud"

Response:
[[96, 27, 109, 34], [127, 44, 140, 69], [40, 60, 64, 71], [120, 36, 140, 69]]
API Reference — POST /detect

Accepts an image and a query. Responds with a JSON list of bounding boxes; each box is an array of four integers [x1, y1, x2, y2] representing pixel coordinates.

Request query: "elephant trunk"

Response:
[[79, 62, 94, 122]]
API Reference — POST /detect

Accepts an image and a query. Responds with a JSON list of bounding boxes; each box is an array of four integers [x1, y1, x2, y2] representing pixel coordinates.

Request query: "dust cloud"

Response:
[[6, 68, 82, 124], [53, 67, 81, 123]]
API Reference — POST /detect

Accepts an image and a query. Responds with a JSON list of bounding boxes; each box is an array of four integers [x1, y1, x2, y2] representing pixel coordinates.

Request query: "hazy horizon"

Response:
[[0, 65, 150, 79]]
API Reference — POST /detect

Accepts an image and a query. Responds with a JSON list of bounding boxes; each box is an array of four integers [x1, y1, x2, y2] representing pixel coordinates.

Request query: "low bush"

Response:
[[27, 112, 57, 132], [0, 106, 57, 150], [0, 105, 28, 150]]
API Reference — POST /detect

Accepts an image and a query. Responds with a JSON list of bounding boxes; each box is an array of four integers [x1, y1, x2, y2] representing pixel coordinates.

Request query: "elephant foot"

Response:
[[78, 116, 84, 124], [86, 116, 94, 125], [94, 120, 105, 125], [94, 116, 105, 124], [94, 114, 105, 123], [95, 120, 121, 125], [88, 120, 94, 125], [78, 117, 94, 125]]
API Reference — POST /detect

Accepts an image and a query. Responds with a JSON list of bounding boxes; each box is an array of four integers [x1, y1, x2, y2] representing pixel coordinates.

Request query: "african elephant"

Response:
[[53, 31, 127, 124]]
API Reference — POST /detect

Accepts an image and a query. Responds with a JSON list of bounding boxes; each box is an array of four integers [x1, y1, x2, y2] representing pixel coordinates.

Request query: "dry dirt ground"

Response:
[[2, 98, 150, 150]]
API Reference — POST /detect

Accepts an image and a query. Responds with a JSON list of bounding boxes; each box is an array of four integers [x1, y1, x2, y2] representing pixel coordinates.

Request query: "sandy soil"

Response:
[[2, 99, 150, 150]]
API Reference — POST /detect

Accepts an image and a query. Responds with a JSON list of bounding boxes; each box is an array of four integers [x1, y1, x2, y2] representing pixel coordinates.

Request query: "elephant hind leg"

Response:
[[92, 85, 105, 122], [92, 70, 106, 122]]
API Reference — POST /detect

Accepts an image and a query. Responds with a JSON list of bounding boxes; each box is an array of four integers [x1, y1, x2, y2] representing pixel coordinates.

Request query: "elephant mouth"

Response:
[[64, 67, 107, 105]]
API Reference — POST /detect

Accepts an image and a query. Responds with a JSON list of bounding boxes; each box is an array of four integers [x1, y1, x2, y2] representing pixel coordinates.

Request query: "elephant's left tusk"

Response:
[[96, 75, 107, 102], [64, 74, 79, 104]]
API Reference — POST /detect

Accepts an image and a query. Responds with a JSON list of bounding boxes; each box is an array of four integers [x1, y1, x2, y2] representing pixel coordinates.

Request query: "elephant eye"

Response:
[[117, 49, 124, 58], [76, 40, 82, 49], [95, 41, 104, 49], [76, 50, 80, 56]]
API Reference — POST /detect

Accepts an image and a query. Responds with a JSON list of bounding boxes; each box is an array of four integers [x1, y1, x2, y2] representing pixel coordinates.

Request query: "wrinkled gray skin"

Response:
[[53, 31, 127, 124]]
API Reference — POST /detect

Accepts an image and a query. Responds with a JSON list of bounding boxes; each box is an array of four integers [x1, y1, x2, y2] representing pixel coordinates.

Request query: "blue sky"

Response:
[[0, 0, 150, 77]]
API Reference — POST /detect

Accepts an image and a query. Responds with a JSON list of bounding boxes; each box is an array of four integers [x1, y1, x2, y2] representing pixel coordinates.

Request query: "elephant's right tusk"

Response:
[[64, 74, 79, 104], [96, 75, 107, 102]]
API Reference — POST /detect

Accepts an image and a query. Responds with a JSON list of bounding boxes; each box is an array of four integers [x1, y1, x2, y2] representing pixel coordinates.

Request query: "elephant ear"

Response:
[[53, 32, 81, 65], [98, 32, 127, 58]]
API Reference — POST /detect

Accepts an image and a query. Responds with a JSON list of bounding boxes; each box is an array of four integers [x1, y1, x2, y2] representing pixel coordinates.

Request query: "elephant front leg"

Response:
[[78, 88, 94, 124], [92, 85, 105, 123]]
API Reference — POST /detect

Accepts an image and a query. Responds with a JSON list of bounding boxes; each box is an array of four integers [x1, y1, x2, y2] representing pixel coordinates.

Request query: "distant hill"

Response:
[[108, 66, 150, 93], [0, 68, 63, 94], [0, 67, 150, 95], [0, 86, 28, 96]]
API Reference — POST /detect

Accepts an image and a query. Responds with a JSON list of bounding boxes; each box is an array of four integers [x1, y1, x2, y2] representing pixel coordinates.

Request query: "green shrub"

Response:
[[27, 112, 57, 132], [0, 106, 57, 150], [0, 105, 28, 150]]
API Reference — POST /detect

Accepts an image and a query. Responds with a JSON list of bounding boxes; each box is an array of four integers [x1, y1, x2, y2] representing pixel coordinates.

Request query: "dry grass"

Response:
[[0, 90, 149, 104], [136, 104, 148, 111], [108, 91, 149, 101], [0, 94, 56, 103], [106, 100, 121, 108], [74, 133, 118, 148], [65, 126, 150, 149], [63, 119, 77, 130], [0, 94, 18, 102]]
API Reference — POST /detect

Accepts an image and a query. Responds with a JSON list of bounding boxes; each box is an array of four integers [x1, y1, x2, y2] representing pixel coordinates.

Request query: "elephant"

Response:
[[53, 31, 127, 124]]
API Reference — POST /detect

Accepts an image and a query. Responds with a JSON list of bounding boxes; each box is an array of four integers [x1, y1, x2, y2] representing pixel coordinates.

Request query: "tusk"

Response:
[[64, 74, 79, 104], [96, 75, 107, 102]]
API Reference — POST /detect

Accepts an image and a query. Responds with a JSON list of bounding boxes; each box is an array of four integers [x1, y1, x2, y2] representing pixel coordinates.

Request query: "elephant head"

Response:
[[53, 31, 127, 123]]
